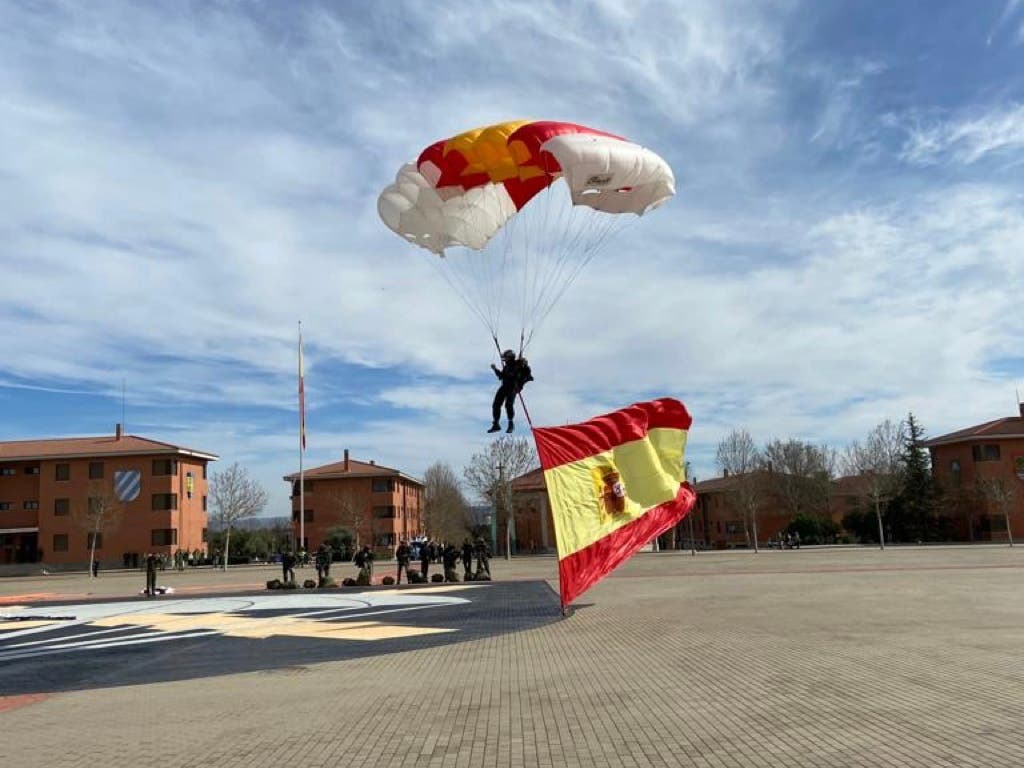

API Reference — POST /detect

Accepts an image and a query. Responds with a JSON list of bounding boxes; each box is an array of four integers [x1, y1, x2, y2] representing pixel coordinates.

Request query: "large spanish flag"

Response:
[[532, 398, 696, 609]]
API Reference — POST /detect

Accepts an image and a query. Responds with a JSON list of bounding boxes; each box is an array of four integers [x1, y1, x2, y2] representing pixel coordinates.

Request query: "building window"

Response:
[[0, 467, 15, 477], [54, 498, 70, 516], [87, 532, 103, 550], [950, 460, 961, 487], [56, 463, 70, 481], [373, 505, 396, 519], [23, 501, 39, 510], [53, 534, 68, 552], [290, 509, 314, 523], [202, 495, 207, 511], [202, 527, 208, 543], [372, 478, 395, 493], [151, 529, 178, 546], [971, 445, 1001, 462], [24, 466, 39, 475], [152, 459, 178, 476], [202, 463, 208, 480], [374, 533, 395, 547], [151, 493, 178, 511], [0, 502, 11, 511], [88, 461, 104, 479], [291, 480, 315, 497], [185, 471, 194, 499]]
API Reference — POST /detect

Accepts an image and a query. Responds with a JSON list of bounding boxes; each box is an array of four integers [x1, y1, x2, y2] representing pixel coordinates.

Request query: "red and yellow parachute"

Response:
[[378, 120, 675, 347]]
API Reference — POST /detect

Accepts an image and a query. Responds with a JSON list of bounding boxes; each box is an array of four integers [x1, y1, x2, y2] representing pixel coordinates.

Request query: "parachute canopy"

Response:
[[378, 120, 675, 348]]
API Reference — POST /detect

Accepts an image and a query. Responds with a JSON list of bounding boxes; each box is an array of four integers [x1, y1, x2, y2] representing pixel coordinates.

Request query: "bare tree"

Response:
[[71, 481, 125, 578], [208, 463, 268, 570], [763, 438, 836, 519], [841, 420, 904, 550], [423, 462, 471, 543], [463, 436, 537, 557], [716, 428, 764, 552], [324, 486, 371, 550], [978, 477, 1017, 546]]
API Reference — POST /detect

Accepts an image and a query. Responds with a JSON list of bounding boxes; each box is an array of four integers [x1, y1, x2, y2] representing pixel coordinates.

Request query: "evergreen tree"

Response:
[[892, 413, 940, 541]]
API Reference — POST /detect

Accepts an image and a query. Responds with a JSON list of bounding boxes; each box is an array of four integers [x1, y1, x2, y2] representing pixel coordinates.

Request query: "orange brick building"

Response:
[[284, 449, 424, 552], [924, 404, 1024, 541], [510, 468, 853, 551], [0, 425, 217, 567], [508, 468, 554, 554]]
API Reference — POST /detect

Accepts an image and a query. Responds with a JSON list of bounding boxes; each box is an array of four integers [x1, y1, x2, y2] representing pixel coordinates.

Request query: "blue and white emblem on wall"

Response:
[[114, 470, 141, 502]]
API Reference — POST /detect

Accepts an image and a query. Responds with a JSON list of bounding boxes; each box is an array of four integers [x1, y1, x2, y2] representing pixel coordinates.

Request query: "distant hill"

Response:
[[208, 516, 291, 532]]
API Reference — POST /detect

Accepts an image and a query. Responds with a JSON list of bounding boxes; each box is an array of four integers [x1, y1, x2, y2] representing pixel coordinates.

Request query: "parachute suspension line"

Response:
[[427, 178, 639, 352], [535, 186, 605, 317], [520, 175, 558, 349], [427, 255, 494, 334], [441, 193, 510, 340], [515, 181, 580, 349], [527, 206, 635, 339]]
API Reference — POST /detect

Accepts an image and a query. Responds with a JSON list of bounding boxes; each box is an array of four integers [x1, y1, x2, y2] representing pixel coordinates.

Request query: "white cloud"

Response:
[[898, 104, 1024, 166]]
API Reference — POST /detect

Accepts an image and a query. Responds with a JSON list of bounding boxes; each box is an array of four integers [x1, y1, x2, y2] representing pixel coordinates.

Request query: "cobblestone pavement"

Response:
[[2, 546, 1023, 768]]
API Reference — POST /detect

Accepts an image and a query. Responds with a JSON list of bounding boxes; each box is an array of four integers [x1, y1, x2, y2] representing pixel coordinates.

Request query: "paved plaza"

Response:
[[1, 546, 1023, 768]]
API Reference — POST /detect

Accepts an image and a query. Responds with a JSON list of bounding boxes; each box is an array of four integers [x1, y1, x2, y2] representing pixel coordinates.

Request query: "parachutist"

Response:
[[488, 350, 532, 434]]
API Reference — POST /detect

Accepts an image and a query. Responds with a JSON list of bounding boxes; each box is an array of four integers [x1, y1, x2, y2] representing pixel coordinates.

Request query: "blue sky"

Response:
[[3, 0, 1023, 516]]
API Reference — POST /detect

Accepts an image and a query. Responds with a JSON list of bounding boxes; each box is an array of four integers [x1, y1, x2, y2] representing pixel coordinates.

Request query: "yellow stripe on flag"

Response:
[[544, 427, 687, 559]]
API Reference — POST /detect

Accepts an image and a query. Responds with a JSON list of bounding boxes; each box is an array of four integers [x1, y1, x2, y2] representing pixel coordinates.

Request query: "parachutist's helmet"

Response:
[[502, 349, 515, 360]]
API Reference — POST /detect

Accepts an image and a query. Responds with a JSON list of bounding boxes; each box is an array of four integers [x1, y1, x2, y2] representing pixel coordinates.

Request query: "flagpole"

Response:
[[299, 321, 305, 554]]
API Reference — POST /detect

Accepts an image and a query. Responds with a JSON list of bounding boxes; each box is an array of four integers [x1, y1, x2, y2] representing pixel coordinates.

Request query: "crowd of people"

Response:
[[272, 537, 494, 587]]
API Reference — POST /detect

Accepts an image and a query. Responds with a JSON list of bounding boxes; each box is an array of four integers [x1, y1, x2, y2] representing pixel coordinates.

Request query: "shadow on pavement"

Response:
[[0, 580, 560, 695]]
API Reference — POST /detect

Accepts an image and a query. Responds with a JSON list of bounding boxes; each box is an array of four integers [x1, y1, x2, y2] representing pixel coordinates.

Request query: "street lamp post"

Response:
[[688, 472, 697, 556]]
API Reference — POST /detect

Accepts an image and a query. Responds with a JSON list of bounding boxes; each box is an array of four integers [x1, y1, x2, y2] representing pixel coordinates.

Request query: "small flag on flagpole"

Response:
[[532, 398, 696, 609]]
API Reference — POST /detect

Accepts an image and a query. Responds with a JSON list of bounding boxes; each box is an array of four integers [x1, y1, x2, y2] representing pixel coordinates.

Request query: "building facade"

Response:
[[284, 449, 424, 552], [0, 425, 217, 566], [509, 468, 853, 551], [508, 468, 555, 554], [924, 404, 1024, 541]]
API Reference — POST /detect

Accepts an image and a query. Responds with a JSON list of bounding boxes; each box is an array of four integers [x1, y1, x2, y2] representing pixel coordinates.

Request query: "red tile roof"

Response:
[[283, 456, 423, 484], [0, 434, 218, 461], [923, 415, 1024, 447], [510, 467, 546, 492], [693, 471, 774, 493]]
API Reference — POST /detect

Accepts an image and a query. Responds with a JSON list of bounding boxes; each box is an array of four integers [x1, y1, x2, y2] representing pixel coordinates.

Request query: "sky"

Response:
[[2, 0, 1024, 517]]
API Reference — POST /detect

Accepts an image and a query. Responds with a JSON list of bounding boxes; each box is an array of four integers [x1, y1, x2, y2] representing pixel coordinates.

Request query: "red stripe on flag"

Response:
[[557, 484, 697, 608], [533, 398, 691, 469]]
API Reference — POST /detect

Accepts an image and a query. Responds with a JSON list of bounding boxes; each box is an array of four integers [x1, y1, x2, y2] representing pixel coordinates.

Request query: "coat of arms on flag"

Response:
[[532, 397, 697, 609], [114, 470, 141, 502]]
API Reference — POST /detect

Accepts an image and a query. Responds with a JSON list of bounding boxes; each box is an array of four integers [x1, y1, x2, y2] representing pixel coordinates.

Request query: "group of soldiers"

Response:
[[275, 537, 494, 587], [394, 538, 491, 584]]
